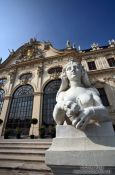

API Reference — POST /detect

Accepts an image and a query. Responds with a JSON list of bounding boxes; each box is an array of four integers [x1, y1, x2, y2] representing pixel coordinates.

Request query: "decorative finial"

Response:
[[29, 37, 37, 43], [8, 49, 15, 55], [91, 43, 99, 50], [66, 40, 72, 49], [0, 57, 2, 64], [72, 43, 76, 49], [78, 45, 81, 51], [108, 39, 115, 47]]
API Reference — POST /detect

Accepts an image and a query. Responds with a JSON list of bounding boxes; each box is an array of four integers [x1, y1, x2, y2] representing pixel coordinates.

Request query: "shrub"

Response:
[[15, 127, 21, 139], [4, 129, 11, 139], [30, 118, 38, 139], [31, 118, 38, 125], [48, 125, 56, 138], [39, 125, 45, 138], [30, 134, 35, 139]]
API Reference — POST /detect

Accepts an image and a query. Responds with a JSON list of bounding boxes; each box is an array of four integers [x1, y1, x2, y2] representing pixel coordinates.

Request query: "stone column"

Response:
[[29, 92, 43, 137], [29, 64, 44, 137], [0, 96, 11, 136]]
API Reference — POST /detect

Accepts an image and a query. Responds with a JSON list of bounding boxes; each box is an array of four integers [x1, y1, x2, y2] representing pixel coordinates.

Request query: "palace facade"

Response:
[[0, 38, 115, 137]]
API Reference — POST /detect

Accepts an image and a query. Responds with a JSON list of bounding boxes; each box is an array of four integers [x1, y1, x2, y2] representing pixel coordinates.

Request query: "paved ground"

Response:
[[0, 170, 52, 175]]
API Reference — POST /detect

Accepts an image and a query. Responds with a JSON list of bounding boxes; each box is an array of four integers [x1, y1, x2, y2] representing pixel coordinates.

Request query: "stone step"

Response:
[[0, 138, 52, 143], [0, 154, 45, 162], [0, 142, 51, 145], [0, 139, 52, 174], [0, 145, 50, 149], [0, 170, 53, 175], [0, 149, 46, 155], [0, 139, 51, 150], [0, 140, 51, 145], [0, 160, 51, 171]]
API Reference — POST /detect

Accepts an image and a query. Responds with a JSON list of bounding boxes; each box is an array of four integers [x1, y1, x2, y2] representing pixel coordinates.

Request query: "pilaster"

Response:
[[29, 92, 43, 137], [0, 96, 11, 136]]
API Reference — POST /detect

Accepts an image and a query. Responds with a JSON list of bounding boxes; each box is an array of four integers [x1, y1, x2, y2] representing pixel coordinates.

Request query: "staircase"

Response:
[[0, 139, 53, 175]]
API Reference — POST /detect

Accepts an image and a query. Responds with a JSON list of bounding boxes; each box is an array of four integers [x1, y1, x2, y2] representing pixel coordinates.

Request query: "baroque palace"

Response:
[[0, 38, 115, 138]]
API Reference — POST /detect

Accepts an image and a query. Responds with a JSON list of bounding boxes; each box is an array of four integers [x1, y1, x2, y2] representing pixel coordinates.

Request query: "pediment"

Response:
[[1, 39, 65, 68]]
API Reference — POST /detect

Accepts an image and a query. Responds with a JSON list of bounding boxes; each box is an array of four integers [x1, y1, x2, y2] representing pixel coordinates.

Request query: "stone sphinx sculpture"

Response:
[[53, 60, 109, 130]]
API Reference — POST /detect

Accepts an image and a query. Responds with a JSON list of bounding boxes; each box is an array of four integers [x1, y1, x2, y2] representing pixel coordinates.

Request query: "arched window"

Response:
[[0, 89, 5, 113], [6, 85, 34, 135], [42, 79, 61, 125]]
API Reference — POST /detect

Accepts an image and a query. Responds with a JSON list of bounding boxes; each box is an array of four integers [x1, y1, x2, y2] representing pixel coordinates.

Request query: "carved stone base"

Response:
[[45, 122, 115, 175]]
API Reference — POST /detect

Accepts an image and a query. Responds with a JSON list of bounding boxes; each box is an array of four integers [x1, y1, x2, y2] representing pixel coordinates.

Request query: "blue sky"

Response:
[[0, 0, 115, 61]]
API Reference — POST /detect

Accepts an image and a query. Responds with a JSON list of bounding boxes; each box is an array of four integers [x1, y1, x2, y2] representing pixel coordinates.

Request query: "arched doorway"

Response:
[[6, 85, 34, 136], [42, 79, 61, 125]]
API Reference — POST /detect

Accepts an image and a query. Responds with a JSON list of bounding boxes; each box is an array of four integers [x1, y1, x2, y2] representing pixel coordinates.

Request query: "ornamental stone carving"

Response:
[[91, 42, 100, 50], [43, 41, 52, 50], [0, 78, 7, 87], [19, 72, 32, 85], [0, 58, 2, 64], [37, 65, 43, 77], [33, 47, 45, 58], [9, 69, 17, 84], [16, 44, 45, 64], [108, 39, 115, 47], [48, 66, 62, 79], [66, 40, 72, 49]]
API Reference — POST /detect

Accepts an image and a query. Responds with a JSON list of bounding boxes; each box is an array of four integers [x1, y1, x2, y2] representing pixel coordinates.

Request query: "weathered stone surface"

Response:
[[53, 60, 109, 130], [0, 139, 52, 174], [46, 122, 115, 174]]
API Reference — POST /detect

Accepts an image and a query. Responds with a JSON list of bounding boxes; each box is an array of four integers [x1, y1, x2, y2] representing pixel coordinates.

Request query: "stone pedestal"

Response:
[[45, 122, 115, 175]]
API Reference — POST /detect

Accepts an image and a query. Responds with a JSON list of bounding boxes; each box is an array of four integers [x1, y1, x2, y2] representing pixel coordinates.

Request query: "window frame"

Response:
[[97, 87, 109, 106], [6, 85, 34, 135], [87, 61, 97, 70], [107, 57, 115, 67], [0, 89, 5, 113], [42, 79, 61, 125]]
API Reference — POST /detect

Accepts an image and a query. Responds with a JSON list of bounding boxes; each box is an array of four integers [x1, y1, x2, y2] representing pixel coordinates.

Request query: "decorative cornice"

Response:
[[8, 68, 17, 84], [4, 96, 11, 100], [0, 51, 80, 72], [103, 77, 115, 82], [81, 46, 115, 58], [88, 67, 115, 75], [33, 92, 43, 96], [0, 47, 114, 73]]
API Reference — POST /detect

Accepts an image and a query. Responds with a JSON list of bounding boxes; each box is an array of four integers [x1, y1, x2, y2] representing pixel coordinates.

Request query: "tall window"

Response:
[[42, 79, 61, 125], [87, 61, 96, 70], [0, 89, 5, 113], [107, 58, 115, 67], [97, 88, 109, 106], [6, 85, 34, 135]]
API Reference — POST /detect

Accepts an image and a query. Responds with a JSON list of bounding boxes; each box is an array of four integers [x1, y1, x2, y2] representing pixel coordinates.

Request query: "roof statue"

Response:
[[108, 39, 115, 47], [91, 42, 99, 50], [66, 40, 72, 49]]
